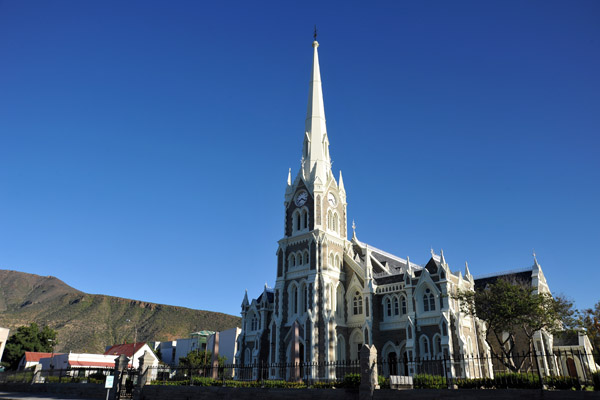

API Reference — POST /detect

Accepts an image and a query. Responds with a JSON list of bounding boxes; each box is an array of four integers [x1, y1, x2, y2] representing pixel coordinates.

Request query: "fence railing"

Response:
[[1, 350, 598, 390], [0, 367, 115, 384]]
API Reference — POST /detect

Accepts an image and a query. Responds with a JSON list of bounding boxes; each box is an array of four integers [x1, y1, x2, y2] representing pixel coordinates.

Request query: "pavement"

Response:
[[0, 393, 96, 400]]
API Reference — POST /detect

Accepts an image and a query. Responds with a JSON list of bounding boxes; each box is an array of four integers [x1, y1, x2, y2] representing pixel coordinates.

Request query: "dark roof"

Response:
[[474, 269, 532, 291], [424, 257, 440, 275], [257, 290, 274, 304], [374, 274, 405, 285], [371, 252, 405, 271], [104, 342, 146, 357]]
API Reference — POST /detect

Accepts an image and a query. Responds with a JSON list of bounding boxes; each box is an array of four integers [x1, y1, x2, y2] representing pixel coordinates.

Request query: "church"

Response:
[[234, 38, 582, 380]]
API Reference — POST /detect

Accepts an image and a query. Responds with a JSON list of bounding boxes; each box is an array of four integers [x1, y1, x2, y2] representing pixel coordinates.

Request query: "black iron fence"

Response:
[[1, 350, 598, 390], [0, 367, 115, 384]]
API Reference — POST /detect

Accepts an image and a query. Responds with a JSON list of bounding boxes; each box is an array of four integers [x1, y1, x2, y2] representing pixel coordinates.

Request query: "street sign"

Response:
[[105, 375, 114, 389]]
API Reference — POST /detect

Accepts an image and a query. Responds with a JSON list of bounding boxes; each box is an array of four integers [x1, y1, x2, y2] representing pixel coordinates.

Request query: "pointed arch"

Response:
[[419, 335, 431, 359], [349, 329, 364, 361], [336, 335, 346, 362], [335, 282, 345, 320]]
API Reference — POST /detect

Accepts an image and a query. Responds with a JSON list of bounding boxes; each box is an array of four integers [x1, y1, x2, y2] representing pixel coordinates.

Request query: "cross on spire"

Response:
[[313, 25, 318, 41]]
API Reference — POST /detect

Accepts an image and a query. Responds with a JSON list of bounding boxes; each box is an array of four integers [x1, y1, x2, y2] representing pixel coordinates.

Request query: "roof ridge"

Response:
[[474, 267, 533, 280]]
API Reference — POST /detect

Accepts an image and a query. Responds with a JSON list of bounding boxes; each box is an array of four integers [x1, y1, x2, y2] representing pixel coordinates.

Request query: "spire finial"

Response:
[[287, 168, 292, 186], [313, 25, 318, 41], [533, 249, 539, 266]]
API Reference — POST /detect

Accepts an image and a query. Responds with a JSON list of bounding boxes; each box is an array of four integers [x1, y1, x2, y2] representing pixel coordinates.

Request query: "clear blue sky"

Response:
[[1, 1, 598, 318]]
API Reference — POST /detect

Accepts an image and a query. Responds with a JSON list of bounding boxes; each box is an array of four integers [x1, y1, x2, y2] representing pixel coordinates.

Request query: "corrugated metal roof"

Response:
[[24, 352, 56, 362], [104, 342, 145, 357]]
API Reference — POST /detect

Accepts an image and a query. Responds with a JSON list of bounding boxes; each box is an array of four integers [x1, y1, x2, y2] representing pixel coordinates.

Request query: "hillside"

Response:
[[0, 270, 241, 353]]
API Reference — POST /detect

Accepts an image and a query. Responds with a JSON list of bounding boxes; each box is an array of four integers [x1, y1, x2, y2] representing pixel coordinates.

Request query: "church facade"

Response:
[[234, 39, 570, 380]]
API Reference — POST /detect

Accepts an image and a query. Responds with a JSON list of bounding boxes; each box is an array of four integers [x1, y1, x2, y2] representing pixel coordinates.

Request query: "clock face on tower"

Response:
[[328, 192, 337, 207], [295, 190, 308, 207]]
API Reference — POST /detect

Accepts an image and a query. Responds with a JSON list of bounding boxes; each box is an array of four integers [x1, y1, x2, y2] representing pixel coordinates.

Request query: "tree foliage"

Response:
[[2, 323, 58, 370], [454, 279, 574, 372], [577, 301, 600, 364], [178, 350, 227, 369]]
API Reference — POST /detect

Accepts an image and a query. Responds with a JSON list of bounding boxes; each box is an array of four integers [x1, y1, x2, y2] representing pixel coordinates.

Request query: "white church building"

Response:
[[235, 37, 594, 381]]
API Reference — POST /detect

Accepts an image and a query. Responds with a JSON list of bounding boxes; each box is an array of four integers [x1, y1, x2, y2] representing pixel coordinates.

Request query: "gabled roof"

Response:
[[473, 268, 533, 290], [23, 352, 56, 363], [256, 289, 274, 304], [104, 342, 146, 357], [424, 257, 441, 275]]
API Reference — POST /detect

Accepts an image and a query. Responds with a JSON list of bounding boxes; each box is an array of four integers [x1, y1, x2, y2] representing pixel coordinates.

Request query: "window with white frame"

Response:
[[352, 291, 363, 315], [385, 297, 392, 317], [423, 288, 436, 312], [433, 334, 442, 358], [336, 284, 345, 319], [420, 335, 430, 358]]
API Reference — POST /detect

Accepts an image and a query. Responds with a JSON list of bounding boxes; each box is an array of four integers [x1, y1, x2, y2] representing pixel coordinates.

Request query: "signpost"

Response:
[[105, 375, 114, 400]]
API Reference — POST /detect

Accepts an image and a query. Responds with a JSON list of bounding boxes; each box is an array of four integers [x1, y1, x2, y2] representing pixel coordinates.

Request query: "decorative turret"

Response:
[[242, 289, 249, 307], [440, 249, 447, 266], [465, 261, 472, 280]]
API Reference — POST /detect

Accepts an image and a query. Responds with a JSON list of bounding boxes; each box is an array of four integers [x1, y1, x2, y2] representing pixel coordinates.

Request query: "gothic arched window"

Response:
[[420, 335, 430, 358], [401, 296, 407, 315], [386, 298, 392, 317], [295, 211, 301, 232], [353, 291, 363, 315], [333, 212, 339, 233], [423, 288, 435, 312], [393, 296, 399, 316]]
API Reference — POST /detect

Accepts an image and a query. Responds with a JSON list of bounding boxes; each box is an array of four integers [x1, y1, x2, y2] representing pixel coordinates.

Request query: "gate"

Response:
[[116, 368, 138, 400]]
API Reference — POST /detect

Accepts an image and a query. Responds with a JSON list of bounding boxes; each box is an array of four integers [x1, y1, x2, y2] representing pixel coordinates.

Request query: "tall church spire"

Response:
[[302, 39, 331, 187]]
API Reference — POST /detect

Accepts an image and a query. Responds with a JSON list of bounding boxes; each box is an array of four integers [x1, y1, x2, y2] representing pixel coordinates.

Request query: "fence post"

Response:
[[532, 348, 544, 390], [359, 345, 379, 400]]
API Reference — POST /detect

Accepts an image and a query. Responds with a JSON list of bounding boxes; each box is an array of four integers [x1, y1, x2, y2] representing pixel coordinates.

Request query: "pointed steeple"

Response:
[[440, 249, 446, 265], [465, 261, 471, 278], [533, 250, 540, 268], [338, 170, 345, 192], [302, 39, 331, 187], [287, 168, 292, 186]]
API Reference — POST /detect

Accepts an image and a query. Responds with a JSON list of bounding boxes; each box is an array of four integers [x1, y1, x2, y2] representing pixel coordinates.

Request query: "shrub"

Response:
[[545, 375, 581, 390], [413, 374, 446, 389], [340, 373, 360, 388], [592, 371, 600, 391], [493, 372, 539, 389], [378, 375, 389, 389], [311, 381, 337, 389]]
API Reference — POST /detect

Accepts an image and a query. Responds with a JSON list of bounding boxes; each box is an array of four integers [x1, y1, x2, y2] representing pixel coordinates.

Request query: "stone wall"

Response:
[[1, 384, 599, 400]]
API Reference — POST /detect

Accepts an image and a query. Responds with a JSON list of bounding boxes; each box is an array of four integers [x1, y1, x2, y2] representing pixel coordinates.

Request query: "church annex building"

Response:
[[234, 39, 595, 381]]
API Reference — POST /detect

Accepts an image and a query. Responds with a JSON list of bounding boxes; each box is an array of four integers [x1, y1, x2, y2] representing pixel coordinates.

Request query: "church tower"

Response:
[[270, 38, 349, 370]]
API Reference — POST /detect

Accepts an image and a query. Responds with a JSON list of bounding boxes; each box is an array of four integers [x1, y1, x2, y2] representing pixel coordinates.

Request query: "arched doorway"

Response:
[[566, 358, 577, 378]]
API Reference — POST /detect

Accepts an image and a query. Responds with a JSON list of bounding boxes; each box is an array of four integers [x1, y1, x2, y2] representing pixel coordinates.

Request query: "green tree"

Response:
[[454, 278, 574, 372], [3, 323, 58, 370], [576, 301, 600, 364], [178, 350, 226, 369]]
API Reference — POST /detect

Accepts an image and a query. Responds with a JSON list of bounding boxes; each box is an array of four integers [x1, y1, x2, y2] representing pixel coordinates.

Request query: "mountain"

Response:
[[0, 270, 241, 353]]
